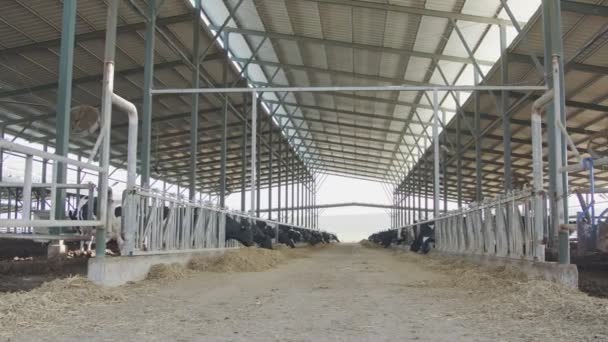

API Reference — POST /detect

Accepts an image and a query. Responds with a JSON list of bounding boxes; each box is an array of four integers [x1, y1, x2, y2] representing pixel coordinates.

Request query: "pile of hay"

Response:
[[189, 247, 286, 272], [146, 263, 191, 281], [0, 276, 126, 332], [359, 239, 378, 248], [392, 249, 608, 335]]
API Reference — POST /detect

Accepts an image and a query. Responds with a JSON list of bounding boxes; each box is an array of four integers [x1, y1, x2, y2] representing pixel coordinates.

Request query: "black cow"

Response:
[[225, 214, 254, 247], [410, 223, 435, 254], [251, 220, 273, 249]]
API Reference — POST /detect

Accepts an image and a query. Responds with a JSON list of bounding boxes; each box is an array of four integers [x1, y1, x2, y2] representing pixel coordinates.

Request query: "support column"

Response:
[[240, 116, 247, 212], [141, 0, 157, 188], [543, 0, 568, 263], [190, 0, 202, 201], [268, 116, 273, 220], [456, 106, 462, 208], [278, 138, 282, 222], [442, 110, 448, 213], [250, 92, 257, 215], [296, 163, 300, 226], [291, 154, 295, 225], [474, 69, 482, 202], [432, 90, 440, 219], [256, 102, 261, 218], [54, 1, 77, 225], [500, 24, 512, 193]]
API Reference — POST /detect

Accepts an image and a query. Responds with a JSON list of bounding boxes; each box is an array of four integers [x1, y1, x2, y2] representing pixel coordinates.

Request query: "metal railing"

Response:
[[398, 190, 546, 261], [0, 139, 103, 237], [123, 187, 326, 255], [124, 187, 227, 255]]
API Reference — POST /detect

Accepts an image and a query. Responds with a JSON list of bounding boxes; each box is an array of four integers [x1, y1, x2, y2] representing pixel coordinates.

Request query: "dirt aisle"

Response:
[[11, 244, 608, 341]]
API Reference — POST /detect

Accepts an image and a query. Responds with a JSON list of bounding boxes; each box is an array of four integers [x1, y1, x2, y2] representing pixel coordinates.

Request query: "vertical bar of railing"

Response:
[[50, 163, 58, 221]]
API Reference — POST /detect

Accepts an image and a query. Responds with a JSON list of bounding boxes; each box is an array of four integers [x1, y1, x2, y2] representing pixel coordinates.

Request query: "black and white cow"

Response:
[[225, 214, 255, 247]]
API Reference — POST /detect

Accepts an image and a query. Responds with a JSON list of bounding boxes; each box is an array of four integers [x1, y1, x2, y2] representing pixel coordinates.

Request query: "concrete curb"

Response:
[[391, 246, 579, 289], [87, 249, 227, 287]]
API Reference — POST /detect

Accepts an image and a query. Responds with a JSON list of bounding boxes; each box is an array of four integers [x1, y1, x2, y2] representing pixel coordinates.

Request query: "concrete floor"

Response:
[[15, 244, 608, 341]]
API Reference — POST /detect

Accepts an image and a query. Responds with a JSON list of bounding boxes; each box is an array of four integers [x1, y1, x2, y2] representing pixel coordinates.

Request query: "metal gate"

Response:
[[123, 188, 227, 255]]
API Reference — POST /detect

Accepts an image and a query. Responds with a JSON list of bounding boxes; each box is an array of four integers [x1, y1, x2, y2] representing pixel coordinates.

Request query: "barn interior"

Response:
[[0, 0, 607, 302]]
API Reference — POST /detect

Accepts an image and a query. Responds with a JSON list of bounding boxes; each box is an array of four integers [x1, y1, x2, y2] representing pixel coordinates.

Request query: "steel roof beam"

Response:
[[561, 0, 608, 17], [231, 58, 441, 87], [303, 0, 515, 25], [0, 14, 192, 56], [217, 27, 494, 66]]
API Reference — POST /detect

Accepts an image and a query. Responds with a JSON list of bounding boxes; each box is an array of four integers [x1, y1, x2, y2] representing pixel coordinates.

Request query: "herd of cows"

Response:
[[68, 194, 339, 255], [368, 222, 435, 253], [224, 213, 339, 249]]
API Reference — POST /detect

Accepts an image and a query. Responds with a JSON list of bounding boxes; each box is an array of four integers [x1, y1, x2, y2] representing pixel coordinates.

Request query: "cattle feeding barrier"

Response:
[[391, 190, 547, 261], [123, 187, 231, 255]]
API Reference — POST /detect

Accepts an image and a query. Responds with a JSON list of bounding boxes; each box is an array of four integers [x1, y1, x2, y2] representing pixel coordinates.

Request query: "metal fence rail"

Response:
[[124, 188, 227, 255], [0, 139, 103, 235], [400, 190, 546, 261]]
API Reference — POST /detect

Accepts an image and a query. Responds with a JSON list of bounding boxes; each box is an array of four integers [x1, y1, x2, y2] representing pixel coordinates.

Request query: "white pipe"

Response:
[[97, 0, 119, 257], [530, 88, 554, 262], [111, 94, 138, 190]]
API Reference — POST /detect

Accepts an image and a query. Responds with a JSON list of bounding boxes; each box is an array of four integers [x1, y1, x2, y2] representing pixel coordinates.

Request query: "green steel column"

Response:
[[240, 94, 247, 212], [190, 0, 201, 201], [219, 32, 229, 206], [141, 0, 157, 188], [291, 154, 295, 224], [500, 24, 512, 193], [268, 116, 273, 220], [296, 162, 300, 226], [256, 106, 261, 217], [285, 152, 289, 223], [456, 105, 462, 208], [54, 1, 77, 227], [474, 69, 482, 202], [442, 110, 447, 213], [277, 135, 282, 222]]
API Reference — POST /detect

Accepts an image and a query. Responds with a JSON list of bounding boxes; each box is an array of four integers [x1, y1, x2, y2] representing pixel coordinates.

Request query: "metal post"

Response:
[[424, 139, 429, 221], [544, 0, 569, 264], [250, 91, 257, 215], [141, 0, 157, 188], [54, 0, 77, 227], [500, 24, 512, 193], [442, 110, 447, 213], [190, 0, 201, 201], [291, 154, 295, 225], [97, 0, 119, 257], [22, 155, 33, 221], [296, 163, 300, 226], [285, 153, 289, 223], [240, 109, 247, 212], [219, 39, 229, 206], [474, 69, 482, 202], [277, 135, 282, 222], [268, 116, 273, 220], [256, 112, 261, 217], [456, 105, 462, 208], [41, 143, 47, 210], [432, 90, 440, 218]]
